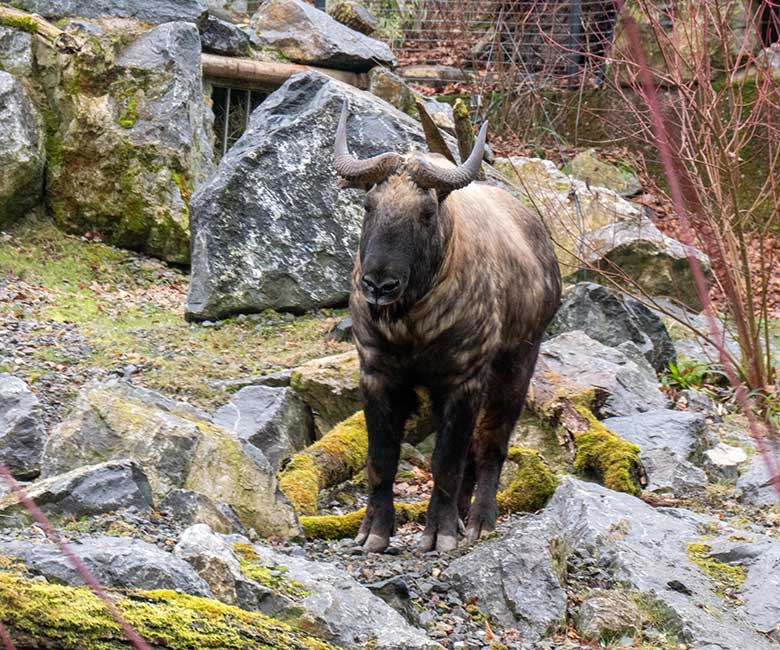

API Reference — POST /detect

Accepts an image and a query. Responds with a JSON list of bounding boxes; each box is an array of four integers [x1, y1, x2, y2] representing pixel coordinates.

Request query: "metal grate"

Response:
[[212, 86, 268, 159]]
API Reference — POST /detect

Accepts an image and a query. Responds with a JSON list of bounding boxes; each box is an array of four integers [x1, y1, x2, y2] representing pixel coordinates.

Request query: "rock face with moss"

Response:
[[493, 156, 642, 275], [573, 218, 712, 310], [43, 21, 213, 263], [0, 26, 33, 78], [612, 0, 761, 83], [290, 350, 362, 433], [0, 72, 45, 227], [566, 149, 642, 197], [41, 381, 300, 537], [447, 476, 780, 649]]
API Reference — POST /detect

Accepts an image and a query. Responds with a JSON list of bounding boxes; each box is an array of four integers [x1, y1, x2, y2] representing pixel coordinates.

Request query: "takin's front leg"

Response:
[[419, 386, 481, 553], [356, 377, 417, 553]]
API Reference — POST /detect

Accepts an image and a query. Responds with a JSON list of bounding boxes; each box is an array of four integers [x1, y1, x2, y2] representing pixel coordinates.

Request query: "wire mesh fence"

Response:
[[365, 0, 620, 86]]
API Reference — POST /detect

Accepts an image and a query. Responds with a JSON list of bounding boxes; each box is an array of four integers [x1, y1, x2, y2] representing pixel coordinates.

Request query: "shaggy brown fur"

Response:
[[348, 154, 561, 553]]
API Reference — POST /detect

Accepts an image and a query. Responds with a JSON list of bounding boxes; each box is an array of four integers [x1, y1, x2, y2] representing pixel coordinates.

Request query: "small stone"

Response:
[[703, 443, 748, 482], [0, 374, 46, 479], [576, 589, 642, 641]]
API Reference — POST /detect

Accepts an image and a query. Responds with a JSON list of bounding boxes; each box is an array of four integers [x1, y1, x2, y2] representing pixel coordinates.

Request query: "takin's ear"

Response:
[[415, 100, 457, 165]]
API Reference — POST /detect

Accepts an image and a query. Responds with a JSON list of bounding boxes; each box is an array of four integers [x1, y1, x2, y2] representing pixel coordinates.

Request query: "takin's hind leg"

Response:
[[466, 343, 540, 543]]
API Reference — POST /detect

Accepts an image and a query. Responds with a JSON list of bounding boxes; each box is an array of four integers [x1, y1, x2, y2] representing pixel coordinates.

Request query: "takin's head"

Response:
[[334, 105, 487, 307]]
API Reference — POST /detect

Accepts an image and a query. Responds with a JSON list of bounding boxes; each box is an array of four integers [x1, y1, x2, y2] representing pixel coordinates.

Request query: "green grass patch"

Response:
[[0, 216, 351, 408]]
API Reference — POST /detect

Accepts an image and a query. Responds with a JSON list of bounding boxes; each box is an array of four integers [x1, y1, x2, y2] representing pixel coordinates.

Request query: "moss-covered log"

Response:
[[278, 398, 435, 516], [296, 447, 558, 540], [279, 411, 369, 516], [0, 571, 336, 649], [0, 5, 83, 52]]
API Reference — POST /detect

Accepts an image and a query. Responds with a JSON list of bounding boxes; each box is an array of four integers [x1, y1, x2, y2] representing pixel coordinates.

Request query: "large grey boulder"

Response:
[[213, 385, 314, 468], [449, 477, 780, 649], [10, 0, 206, 24], [547, 282, 676, 372], [0, 73, 45, 228], [0, 27, 33, 78], [41, 381, 300, 537], [531, 331, 667, 418], [0, 459, 153, 524], [250, 0, 396, 72], [445, 516, 567, 641], [0, 374, 46, 479], [46, 21, 213, 264], [187, 71, 434, 319], [602, 410, 713, 495], [0, 536, 212, 597], [572, 218, 712, 310]]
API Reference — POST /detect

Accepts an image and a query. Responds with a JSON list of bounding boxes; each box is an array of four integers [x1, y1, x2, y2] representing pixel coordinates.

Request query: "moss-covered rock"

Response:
[[0, 570, 336, 649], [290, 351, 362, 433], [612, 0, 761, 83], [496, 447, 559, 514], [42, 382, 300, 538], [565, 149, 641, 197], [493, 156, 641, 275], [572, 406, 644, 496], [39, 21, 213, 263]]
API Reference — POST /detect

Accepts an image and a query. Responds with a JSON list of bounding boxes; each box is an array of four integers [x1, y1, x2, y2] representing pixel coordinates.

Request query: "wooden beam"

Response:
[[0, 4, 84, 52], [201, 53, 368, 90]]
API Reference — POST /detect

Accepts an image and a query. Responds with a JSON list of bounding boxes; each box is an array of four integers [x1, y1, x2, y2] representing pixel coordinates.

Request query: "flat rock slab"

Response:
[[10, 0, 206, 24], [602, 410, 712, 494], [0, 459, 153, 524], [0, 536, 212, 597], [447, 477, 780, 648], [531, 330, 667, 418], [250, 0, 395, 71], [252, 542, 443, 650]]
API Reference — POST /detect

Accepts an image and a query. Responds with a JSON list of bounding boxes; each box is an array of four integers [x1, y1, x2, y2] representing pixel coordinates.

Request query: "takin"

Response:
[[334, 105, 561, 553]]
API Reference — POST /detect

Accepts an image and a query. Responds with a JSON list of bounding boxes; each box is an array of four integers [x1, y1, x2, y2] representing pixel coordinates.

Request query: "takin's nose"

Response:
[[361, 272, 401, 301]]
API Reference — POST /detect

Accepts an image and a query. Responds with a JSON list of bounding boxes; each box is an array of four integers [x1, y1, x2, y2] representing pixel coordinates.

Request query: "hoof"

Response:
[[363, 533, 390, 553]]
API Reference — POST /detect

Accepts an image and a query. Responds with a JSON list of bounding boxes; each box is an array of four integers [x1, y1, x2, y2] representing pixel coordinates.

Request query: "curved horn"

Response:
[[334, 104, 401, 185], [410, 121, 488, 194]]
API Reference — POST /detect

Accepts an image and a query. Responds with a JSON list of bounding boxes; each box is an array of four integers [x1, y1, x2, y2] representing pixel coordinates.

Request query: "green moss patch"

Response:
[[687, 542, 746, 601], [497, 447, 559, 513], [232, 544, 308, 600], [278, 411, 369, 516], [0, 571, 336, 649], [0, 216, 351, 409], [573, 407, 643, 496]]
